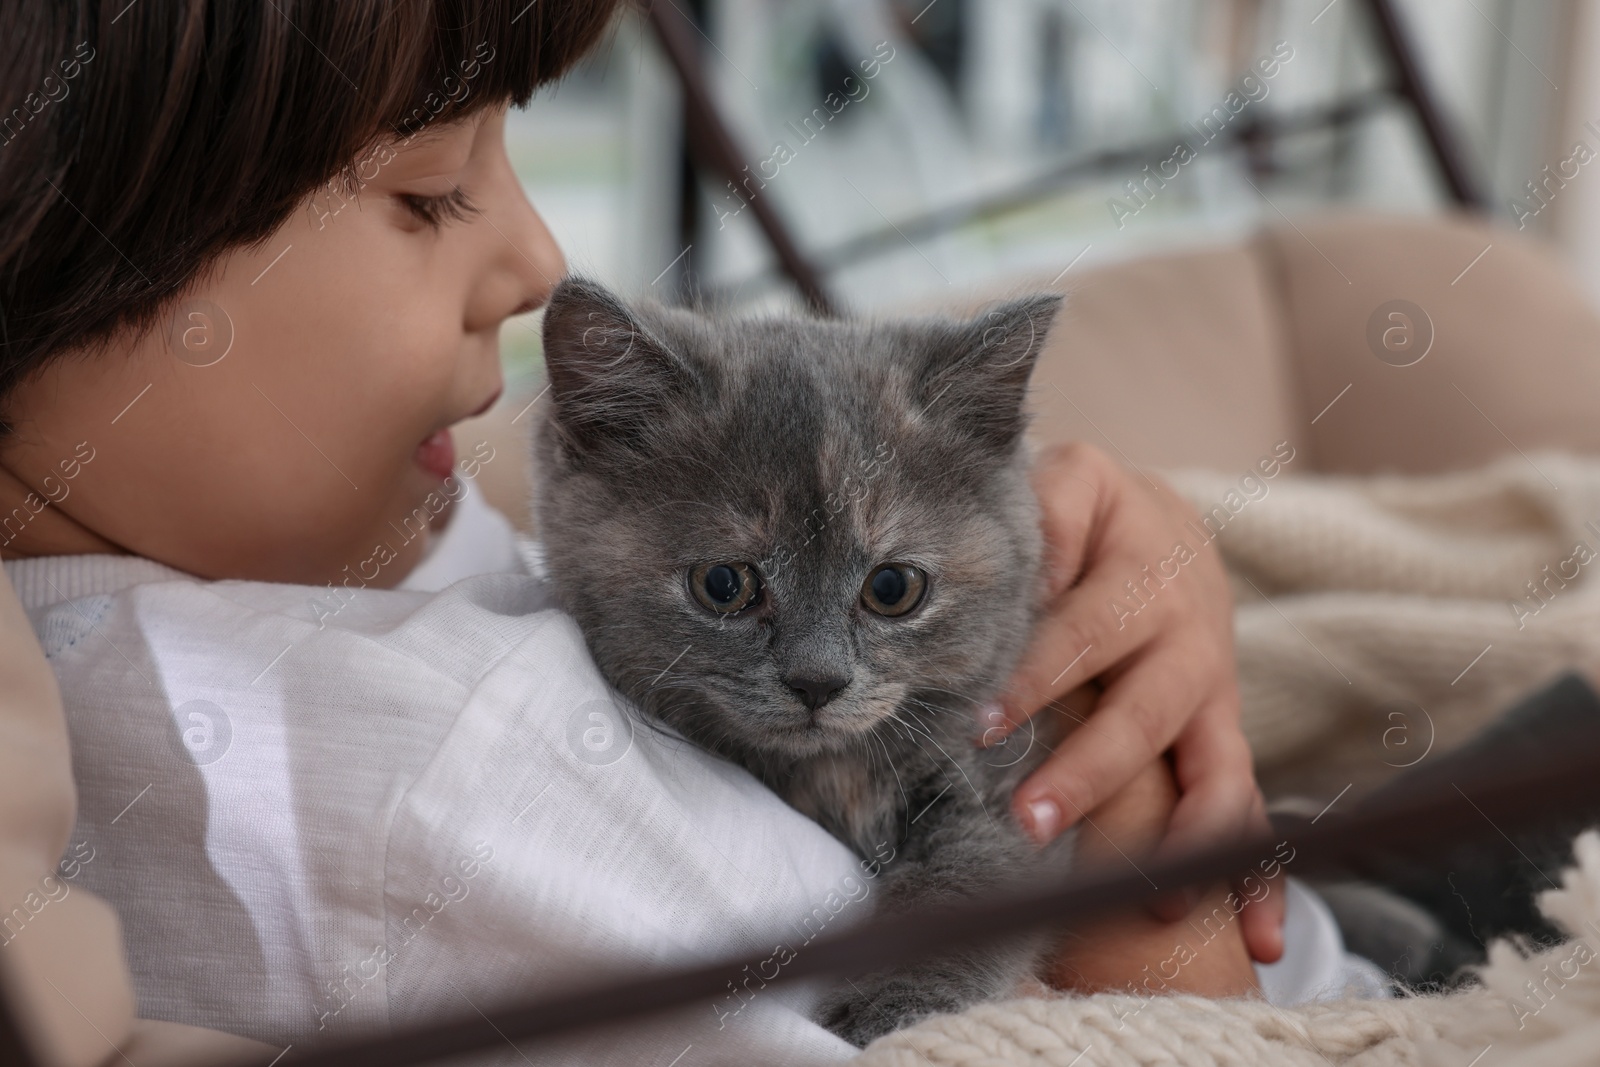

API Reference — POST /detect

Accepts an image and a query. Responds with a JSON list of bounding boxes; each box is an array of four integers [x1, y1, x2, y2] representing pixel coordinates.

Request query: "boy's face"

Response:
[[0, 105, 561, 585]]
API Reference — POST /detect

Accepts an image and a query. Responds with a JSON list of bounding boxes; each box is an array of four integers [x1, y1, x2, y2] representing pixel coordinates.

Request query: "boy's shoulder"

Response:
[[6, 552, 563, 687]]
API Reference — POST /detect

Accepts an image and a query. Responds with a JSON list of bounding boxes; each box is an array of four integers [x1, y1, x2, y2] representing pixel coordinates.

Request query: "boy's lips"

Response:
[[414, 429, 456, 481], [414, 385, 501, 481]]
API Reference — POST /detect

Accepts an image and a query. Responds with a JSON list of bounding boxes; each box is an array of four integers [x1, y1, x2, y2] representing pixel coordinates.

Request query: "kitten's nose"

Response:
[[785, 672, 850, 710]]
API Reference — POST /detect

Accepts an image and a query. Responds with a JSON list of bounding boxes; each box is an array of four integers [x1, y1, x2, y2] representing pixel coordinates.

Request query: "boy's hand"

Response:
[[983, 442, 1285, 963]]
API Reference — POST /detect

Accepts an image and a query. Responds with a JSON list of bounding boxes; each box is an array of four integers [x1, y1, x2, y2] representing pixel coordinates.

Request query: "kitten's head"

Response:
[[534, 279, 1060, 763]]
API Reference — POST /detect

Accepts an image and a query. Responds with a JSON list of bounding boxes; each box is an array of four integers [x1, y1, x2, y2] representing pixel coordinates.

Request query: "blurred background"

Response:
[[494, 0, 1595, 389]]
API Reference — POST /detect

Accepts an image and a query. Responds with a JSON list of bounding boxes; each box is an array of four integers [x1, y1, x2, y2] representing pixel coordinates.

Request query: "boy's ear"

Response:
[[916, 293, 1062, 447], [540, 277, 698, 456]]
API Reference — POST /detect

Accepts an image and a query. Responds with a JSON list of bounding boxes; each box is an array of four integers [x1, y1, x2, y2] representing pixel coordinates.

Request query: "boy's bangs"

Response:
[[364, 0, 626, 142], [0, 0, 625, 421]]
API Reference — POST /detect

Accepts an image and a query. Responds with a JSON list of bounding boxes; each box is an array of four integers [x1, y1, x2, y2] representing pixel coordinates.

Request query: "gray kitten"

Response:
[[534, 278, 1071, 1046]]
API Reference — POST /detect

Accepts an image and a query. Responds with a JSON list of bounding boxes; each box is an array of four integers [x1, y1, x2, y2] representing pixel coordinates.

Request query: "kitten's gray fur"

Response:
[[534, 278, 1070, 1047]]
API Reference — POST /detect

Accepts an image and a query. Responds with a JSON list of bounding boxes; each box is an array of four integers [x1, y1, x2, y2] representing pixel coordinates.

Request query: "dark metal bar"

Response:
[[275, 679, 1600, 1067], [1361, 0, 1490, 210], [669, 1, 705, 307], [645, 1, 838, 316]]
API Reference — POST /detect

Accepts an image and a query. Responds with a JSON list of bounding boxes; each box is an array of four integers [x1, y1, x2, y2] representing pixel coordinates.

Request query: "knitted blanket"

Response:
[[849, 453, 1600, 1066], [1174, 452, 1600, 800]]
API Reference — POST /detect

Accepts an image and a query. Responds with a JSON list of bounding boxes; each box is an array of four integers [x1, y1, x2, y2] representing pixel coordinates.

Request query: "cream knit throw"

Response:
[[1172, 452, 1600, 798], [850, 453, 1600, 1066]]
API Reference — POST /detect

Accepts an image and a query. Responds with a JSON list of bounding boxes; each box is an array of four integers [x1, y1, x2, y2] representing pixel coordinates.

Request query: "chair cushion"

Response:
[[1261, 212, 1600, 474], [1012, 241, 1302, 473]]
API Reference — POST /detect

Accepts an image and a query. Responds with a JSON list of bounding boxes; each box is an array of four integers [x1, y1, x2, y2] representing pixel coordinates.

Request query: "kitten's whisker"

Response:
[[915, 685, 981, 707], [902, 698, 948, 730], [864, 730, 911, 831], [899, 703, 937, 735], [903, 700, 998, 830], [883, 711, 919, 740], [884, 713, 930, 758], [888, 712, 937, 758]]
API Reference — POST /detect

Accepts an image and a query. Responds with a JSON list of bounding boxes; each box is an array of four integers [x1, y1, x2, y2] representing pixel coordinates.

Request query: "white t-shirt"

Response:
[[5, 482, 1379, 1064]]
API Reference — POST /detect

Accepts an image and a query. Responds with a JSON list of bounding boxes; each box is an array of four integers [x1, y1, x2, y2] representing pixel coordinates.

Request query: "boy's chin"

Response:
[[301, 481, 452, 590], [400, 463, 464, 519]]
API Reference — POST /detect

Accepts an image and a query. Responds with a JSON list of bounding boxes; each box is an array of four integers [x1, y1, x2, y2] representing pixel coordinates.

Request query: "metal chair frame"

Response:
[[650, 0, 1487, 314]]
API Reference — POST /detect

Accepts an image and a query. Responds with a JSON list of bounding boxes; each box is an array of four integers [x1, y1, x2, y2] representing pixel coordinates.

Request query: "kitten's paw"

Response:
[[817, 994, 897, 1047], [816, 978, 948, 1047], [816, 957, 1017, 1047]]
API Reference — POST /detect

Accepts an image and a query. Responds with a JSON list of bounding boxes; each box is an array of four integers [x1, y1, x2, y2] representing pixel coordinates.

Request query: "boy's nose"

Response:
[[477, 134, 566, 323], [463, 182, 566, 334], [503, 199, 566, 315]]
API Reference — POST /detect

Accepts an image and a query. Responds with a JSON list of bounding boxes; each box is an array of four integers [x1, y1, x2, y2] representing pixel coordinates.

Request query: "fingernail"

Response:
[[1021, 798, 1061, 844]]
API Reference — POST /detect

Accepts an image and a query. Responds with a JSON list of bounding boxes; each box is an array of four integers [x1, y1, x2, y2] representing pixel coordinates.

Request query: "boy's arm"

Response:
[[0, 567, 269, 1066]]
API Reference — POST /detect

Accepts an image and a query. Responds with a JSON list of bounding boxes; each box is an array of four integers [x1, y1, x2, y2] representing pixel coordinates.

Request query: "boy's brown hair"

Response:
[[0, 0, 625, 432]]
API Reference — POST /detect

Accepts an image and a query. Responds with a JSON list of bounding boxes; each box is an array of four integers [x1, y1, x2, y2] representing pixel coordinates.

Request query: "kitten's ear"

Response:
[[917, 293, 1062, 447], [541, 277, 698, 455]]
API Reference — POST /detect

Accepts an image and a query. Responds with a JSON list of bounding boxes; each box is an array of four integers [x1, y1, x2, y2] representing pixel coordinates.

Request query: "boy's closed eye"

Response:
[[398, 185, 482, 229], [369, 120, 484, 231]]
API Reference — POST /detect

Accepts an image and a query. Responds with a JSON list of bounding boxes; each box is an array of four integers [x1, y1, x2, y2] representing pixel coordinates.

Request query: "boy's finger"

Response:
[[1144, 708, 1257, 923], [1158, 707, 1257, 853], [1239, 876, 1288, 964], [981, 564, 1171, 741], [1030, 449, 1108, 600], [1235, 789, 1287, 964], [1010, 647, 1200, 842], [1162, 754, 1287, 965]]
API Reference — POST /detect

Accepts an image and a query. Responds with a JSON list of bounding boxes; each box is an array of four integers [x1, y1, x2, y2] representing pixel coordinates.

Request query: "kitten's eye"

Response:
[[690, 562, 762, 613], [861, 563, 926, 617]]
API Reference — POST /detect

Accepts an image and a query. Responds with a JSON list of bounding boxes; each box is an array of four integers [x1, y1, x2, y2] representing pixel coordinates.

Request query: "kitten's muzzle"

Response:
[[784, 672, 851, 711]]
